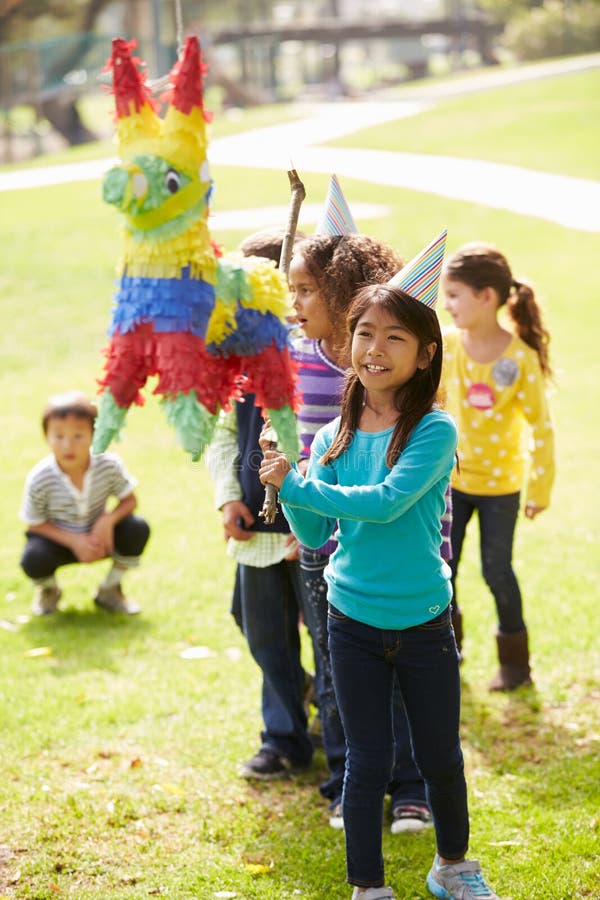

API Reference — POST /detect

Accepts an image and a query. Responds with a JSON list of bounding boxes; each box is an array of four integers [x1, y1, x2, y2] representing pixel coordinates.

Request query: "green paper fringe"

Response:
[[163, 391, 217, 460], [216, 256, 252, 305], [267, 405, 300, 461], [92, 391, 128, 453]]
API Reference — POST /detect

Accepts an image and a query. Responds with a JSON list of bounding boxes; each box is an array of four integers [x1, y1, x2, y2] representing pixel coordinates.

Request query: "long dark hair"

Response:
[[321, 284, 443, 468], [445, 242, 552, 379]]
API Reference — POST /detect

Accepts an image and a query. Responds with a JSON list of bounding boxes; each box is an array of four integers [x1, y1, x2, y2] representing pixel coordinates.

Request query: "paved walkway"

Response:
[[1, 53, 599, 233]]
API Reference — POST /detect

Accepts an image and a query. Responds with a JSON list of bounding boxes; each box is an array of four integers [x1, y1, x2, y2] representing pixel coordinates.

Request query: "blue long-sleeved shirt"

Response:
[[279, 409, 457, 630]]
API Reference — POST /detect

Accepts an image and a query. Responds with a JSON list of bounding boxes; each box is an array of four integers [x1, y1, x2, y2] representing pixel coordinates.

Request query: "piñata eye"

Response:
[[165, 169, 181, 193]]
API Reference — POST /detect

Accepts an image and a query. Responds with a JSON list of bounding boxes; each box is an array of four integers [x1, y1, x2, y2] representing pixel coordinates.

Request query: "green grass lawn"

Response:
[[0, 62, 599, 899], [327, 69, 600, 180]]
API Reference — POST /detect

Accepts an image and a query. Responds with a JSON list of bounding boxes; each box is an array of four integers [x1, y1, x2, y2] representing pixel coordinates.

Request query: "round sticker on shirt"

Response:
[[492, 357, 519, 387], [467, 382, 495, 410]]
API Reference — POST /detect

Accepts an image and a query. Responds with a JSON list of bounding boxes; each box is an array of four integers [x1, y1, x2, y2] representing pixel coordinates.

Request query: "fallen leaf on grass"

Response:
[[244, 861, 273, 875], [130, 757, 143, 768], [24, 646, 52, 657], [179, 646, 216, 659], [214, 892, 237, 898], [0, 619, 18, 632], [151, 783, 185, 795]]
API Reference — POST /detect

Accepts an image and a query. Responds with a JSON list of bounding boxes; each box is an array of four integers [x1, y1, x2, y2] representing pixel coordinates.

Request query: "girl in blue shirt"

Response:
[[260, 283, 500, 900]]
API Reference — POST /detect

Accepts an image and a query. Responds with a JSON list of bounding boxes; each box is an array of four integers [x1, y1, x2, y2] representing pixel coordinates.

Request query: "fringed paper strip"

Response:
[[163, 391, 217, 459], [92, 390, 130, 452]]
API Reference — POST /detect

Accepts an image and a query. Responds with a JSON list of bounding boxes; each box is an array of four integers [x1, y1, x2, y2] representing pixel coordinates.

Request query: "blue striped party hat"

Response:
[[387, 230, 447, 308], [315, 174, 358, 235]]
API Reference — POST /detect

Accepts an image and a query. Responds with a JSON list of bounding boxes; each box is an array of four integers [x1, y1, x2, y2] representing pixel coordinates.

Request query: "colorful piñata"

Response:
[[93, 36, 299, 459]]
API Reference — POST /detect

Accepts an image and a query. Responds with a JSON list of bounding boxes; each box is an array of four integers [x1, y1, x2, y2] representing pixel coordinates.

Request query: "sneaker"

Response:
[[239, 748, 296, 780], [32, 585, 62, 616], [94, 585, 140, 614], [427, 855, 500, 899], [329, 800, 344, 830], [351, 888, 396, 900], [391, 803, 433, 834]]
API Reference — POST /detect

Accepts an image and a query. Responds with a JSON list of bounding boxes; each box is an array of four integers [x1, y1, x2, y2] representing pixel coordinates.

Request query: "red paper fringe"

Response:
[[239, 345, 299, 412], [160, 36, 212, 122], [98, 325, 246, 414], [105, 38, 160, 122]]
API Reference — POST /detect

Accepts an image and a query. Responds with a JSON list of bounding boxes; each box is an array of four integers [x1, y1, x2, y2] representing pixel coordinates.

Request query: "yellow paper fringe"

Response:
[[243, 257, 291, 319], [205, 298, 237, 345], [116, 103, 161, 146], [121, 221, 218, 281]]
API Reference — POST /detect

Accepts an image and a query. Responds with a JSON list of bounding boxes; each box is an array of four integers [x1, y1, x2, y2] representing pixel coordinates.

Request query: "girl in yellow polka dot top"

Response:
[[441, 242, 555, 692]]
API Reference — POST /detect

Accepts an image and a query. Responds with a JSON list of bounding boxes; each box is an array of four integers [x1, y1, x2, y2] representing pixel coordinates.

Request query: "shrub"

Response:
[[503, 0, 600, 59]]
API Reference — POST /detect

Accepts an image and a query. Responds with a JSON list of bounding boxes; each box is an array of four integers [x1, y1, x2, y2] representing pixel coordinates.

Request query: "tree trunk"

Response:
[[40, 96, 97, 145]]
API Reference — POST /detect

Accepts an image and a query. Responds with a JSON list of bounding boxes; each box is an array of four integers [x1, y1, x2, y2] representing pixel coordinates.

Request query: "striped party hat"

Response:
[[387, 229, 447, 308], [315, 174, 358, 235]]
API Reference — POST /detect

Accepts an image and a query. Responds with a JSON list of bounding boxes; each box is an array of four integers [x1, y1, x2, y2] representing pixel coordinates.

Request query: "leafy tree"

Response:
[[1, 0, 115, 144]]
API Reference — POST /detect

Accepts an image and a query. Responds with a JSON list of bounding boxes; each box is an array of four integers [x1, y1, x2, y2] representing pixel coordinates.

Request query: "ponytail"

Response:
[[507, 279, 553, 380], [445, 243, 553, 381]]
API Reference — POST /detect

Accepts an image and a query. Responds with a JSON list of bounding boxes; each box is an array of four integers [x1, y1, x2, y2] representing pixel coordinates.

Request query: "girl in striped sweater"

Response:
[[289, 233, 447, 832]]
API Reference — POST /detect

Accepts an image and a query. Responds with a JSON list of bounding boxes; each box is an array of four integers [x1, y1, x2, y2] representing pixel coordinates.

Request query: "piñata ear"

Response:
[[387, 230, 447, 308], [315, 174, 358, 235], [107, 38, 161, 147], [163, 35, 211, 148]]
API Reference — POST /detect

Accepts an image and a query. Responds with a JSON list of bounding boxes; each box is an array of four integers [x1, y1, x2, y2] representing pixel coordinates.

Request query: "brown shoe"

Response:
[[94, 585, 140, 615], [32, 585, 62, 615], [489, 629, 532, 691]]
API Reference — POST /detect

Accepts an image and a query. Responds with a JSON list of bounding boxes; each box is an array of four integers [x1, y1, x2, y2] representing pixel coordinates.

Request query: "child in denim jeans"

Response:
[[260, 238, 501, 900]]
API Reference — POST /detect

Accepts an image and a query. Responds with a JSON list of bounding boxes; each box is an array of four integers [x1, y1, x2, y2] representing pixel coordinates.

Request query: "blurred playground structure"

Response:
[[0, 3, 504, 163]]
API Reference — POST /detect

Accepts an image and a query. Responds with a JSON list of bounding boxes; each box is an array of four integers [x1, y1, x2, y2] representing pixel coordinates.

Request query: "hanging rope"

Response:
[[174, 0, 185, 58], [148, 0, 185, 93]]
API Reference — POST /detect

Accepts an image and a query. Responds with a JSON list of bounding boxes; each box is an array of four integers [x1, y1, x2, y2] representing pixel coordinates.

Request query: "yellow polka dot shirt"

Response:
[[442, 328, 555, 508]]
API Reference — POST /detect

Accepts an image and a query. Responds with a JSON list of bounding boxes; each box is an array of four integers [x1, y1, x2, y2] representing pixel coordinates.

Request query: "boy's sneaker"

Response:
[[391, 803, 433, 834], [94, 585, 140, 615], [239, 748, 296, 780], [351, 887, 396, 899], [328, 800, 344, 830], [427, 855, 500, 899], [32, 585, 62, 616]]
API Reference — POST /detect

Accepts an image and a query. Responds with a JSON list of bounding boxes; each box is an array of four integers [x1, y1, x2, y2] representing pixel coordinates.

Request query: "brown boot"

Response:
[[489, 629, 532, 691], [451, 605, 463, 659]]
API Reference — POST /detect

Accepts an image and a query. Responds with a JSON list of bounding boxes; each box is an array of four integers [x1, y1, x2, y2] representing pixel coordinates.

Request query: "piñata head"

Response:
[[94, 37, 299, 460]]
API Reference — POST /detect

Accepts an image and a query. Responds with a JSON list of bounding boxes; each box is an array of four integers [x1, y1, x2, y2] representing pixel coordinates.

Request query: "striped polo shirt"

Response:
[[20, 453, 136, 533]]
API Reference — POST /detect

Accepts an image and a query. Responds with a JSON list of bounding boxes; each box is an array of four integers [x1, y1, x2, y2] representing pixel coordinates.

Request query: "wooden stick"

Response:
[[259, 169, 306, 525]]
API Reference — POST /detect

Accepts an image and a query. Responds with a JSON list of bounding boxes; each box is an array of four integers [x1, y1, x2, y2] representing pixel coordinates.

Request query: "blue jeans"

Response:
[[450, 489, 525, 633], [299, 548, 426, 809], [238, 560, 313, 766], [328, 605, 468, 888]]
